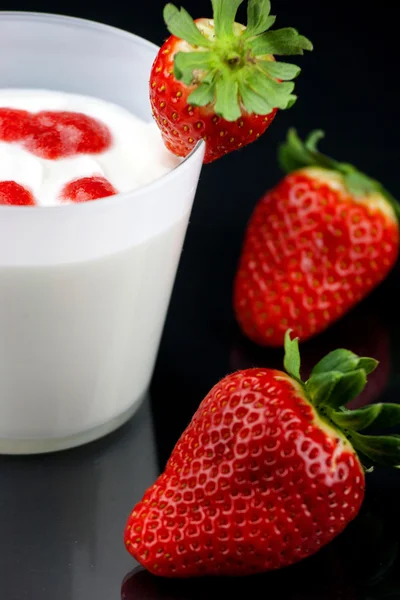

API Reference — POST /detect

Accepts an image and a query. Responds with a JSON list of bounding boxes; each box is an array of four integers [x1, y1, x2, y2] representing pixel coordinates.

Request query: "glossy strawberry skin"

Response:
[[234, 170, 399, 346], [125, 369, 364, 577], [149, 34, 277, 164]]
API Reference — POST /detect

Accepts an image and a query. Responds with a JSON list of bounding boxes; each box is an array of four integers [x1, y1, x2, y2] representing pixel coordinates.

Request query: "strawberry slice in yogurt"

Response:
[[61, 176, 117, 203], [0, 181, 35, 205], [0, 107, 111, 159]]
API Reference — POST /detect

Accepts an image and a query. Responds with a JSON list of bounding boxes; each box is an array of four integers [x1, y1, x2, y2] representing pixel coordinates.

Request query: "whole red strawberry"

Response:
[[150, 0, 312, 164], [124, 331, 400, 577], [234, 129, 399, 346]]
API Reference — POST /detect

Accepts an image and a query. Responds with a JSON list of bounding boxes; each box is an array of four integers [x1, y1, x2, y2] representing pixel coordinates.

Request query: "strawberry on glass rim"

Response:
[[234, 129, 400, 347], [124, 331, 400, 577], [150, 0, 313, 163]]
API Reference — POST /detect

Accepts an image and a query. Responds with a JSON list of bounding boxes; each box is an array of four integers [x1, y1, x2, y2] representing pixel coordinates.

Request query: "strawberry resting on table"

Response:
[[150, 0, 312, 163], [124, 332, 400, 577]]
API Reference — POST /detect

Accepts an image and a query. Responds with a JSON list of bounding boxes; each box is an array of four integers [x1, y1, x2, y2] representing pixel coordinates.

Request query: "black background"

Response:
[[1, 1, 400, 599]]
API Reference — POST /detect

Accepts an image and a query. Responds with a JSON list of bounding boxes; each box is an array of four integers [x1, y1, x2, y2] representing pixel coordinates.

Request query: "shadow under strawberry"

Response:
[[121, 548, 355, 600], [338, 490, 400, 600]]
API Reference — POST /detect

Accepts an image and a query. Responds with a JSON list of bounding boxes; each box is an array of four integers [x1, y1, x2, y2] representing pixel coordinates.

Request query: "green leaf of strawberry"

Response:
[[244, 0, 275, 38], [306, 371, 344, 409], [248, 27, 313, 56], [124, 331, 400, 578], [321, 370, 368, 410], [284, 333, 400, 466], [164, 0, 312, 115], [163, 4, 212, 47], [349, 432, 400, 468], [311, 349, 378, 376], [331, 404, 400, 432], [174, 52, 215, 85], [283, 329, 301, 381], [259, 60, 301, 80], [211, 0, 245, 39], [150, 0, 312, 163]]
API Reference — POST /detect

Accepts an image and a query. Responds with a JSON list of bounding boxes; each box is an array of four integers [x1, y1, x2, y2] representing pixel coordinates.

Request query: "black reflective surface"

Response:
[[1, 0, 400, 598], [0, 398, 157, 599]]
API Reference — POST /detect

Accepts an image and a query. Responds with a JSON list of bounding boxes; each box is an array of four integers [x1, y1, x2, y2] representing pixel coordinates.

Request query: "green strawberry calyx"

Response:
[[278, 128, 400, 220], [284, 330, 400, 470], [163, 0, 313, 121]]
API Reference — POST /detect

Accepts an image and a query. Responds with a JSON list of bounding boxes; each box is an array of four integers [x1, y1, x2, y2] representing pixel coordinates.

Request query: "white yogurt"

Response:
[[0, 89, 181, 206], [0, 217, 188, 448]]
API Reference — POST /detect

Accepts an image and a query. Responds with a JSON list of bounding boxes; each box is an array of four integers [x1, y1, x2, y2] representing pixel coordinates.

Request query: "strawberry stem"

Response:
[[284, 331, 400, 470], [278, 129, 400, 221], [163, 0, 313, 121]]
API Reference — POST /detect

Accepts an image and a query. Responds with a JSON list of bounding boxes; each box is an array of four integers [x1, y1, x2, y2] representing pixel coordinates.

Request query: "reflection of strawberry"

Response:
[[125, 332, 400, 577], [121, 562, 356, 600], [121, 568, 176, 600], [0, 181, 35, 205], [234, 129, 399, 347], [341, 504, 399, 590], [150, 0, 312, 163]]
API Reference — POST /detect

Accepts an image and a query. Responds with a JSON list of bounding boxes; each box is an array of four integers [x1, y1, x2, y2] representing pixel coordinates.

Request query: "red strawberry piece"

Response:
[[23, 111, 112, 159], [60, 176, 117, 203], [150, 0, 312, 163], [234, 129, 400, 347], [124, 331, 400, 577], [0, 108, 112, 159], [0, 181, 36, 206], [0, 108, 32, 142]]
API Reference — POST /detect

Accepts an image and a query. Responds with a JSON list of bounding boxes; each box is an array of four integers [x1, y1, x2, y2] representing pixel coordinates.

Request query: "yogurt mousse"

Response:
[[0, 89, 198, 452]]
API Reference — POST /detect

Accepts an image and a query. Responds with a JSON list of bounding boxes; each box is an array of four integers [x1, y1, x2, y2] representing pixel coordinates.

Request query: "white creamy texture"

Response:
[[0, 216, 189, 446], [0, 89, 181, 206]]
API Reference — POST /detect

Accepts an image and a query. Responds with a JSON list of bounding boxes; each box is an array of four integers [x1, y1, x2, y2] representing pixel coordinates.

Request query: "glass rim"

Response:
[[0, 10, 205, 213]]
